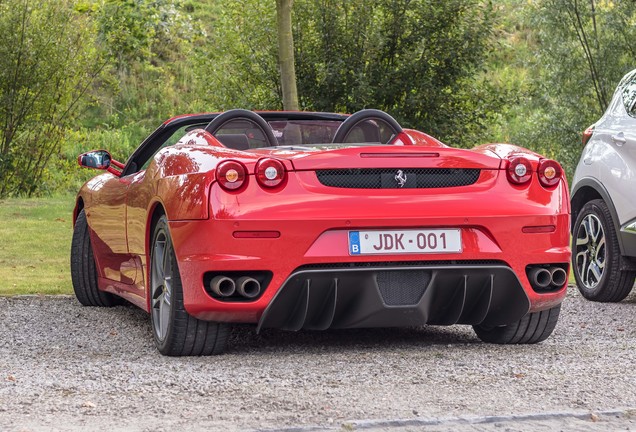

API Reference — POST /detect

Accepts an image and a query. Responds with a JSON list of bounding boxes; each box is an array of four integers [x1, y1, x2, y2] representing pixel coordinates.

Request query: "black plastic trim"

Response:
[[619, 231, 636, 262], [204, 109, 279, 147], [315, 168, 480, 189], [332, 109, 403, 144], [257, 264, 530, 332]]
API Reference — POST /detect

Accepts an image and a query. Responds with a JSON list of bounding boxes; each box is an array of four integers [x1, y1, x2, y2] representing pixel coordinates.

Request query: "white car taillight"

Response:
[[506, 157, 532, 185], [255, 158, 286, 188]]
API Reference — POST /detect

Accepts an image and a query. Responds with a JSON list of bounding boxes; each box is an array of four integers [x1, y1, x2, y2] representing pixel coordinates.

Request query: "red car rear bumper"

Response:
[[169, 176, 570, 327]]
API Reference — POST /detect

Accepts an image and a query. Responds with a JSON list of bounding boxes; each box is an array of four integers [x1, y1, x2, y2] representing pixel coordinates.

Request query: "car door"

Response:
[[124, 124, 196, 298], [84, 174, 131, 282], [603, 74, 636, 226]]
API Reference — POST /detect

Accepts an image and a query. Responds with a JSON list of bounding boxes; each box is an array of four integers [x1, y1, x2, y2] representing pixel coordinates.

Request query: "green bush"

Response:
[[0, 0, 100, 198], [7, 0, 635, 195], [42, 125, 147, 194]]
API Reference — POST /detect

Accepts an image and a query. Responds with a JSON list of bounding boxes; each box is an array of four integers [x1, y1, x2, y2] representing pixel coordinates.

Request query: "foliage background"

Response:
[[0, 0, 634, 197]]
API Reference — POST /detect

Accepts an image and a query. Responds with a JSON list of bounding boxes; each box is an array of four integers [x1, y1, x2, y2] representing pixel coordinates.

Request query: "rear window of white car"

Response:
[[622, 75, 636, 118]]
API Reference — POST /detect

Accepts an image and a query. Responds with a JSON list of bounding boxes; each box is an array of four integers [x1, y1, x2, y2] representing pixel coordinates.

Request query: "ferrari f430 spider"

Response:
[[71, 109, 570, 355]]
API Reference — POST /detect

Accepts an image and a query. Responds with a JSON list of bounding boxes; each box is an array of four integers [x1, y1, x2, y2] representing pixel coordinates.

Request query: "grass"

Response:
[[0, 195, 75, 295]]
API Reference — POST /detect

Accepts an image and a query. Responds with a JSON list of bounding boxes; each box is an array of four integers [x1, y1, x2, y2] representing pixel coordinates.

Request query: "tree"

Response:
[[195, 0, 496, 147], [493, 0, 636, 178], [192, 0, 281, 111], [293, 0, 496, 146], [276, 0, 299, 110], [91, 0, 201, 129], [531, 0, 635, 117], [0, 0, 100, 197]]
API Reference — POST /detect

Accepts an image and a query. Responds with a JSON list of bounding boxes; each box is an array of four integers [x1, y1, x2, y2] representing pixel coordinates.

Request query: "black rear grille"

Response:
[[376, 270, 431, 306], [316, 168, 480, 189]]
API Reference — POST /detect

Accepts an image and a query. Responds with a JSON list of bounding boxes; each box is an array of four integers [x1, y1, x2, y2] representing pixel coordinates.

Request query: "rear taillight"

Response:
[[582, 125, 594, 146], [506, 157, 532, 185], [255, 158, 286, 188], [216, 160, 246, 191], [537, 159, 562, 187]]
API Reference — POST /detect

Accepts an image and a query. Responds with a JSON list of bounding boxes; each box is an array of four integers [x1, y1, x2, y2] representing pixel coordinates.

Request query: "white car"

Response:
[[571, 68, 636, 302]]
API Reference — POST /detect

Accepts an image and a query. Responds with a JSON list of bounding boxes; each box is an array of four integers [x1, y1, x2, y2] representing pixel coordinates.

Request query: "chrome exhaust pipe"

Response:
[[550, 267, 567, 288], [528, 267, 551, 290], [236, 276, 261, 299], [210, 276, 236, 297]]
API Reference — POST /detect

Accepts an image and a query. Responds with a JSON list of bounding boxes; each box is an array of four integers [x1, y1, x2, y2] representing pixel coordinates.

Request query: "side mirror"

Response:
[[78, 150, 112, 170]]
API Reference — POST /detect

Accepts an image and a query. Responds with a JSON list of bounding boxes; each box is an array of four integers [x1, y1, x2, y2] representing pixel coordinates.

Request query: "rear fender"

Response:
[[475, 143, 544, 161], [154, 173, 214, 221], [571, 177, 635, 258]]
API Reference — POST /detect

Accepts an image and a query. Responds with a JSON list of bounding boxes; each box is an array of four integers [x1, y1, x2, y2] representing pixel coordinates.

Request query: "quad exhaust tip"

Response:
[[209, 275, 263, 299], [527, 265, 568, 291], [550, 267, 567, 288], [528, 267, 551, 290], [236, 276, 262, 299], [210, 276, 236, 298]]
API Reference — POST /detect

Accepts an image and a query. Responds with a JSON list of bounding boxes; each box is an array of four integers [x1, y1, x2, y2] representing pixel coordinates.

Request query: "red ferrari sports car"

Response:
[[71, 109, 570, 356]]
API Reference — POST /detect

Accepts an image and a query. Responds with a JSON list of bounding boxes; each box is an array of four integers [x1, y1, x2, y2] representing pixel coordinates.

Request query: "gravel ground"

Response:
[[1, 285, 636, 431]]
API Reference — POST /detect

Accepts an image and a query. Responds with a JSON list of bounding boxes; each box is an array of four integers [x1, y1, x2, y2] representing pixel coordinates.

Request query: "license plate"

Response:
[[348, 229, 462, 255]]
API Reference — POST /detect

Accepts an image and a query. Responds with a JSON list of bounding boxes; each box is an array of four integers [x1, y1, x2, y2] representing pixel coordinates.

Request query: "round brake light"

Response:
[[506, 157, 532, 185], [216, 160, 246, 191], [537, 159, 562, 187], [255, 158, 286, 188]]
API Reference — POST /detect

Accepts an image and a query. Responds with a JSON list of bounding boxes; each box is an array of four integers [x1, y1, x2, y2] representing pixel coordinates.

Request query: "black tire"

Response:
[[150, 216, 230, 356], [572, 199, 636, 302], [472, 305, 561, 344], [70, 209, 120, 307]]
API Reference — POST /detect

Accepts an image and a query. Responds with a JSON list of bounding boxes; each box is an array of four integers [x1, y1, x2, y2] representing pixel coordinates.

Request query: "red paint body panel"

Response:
[[403, 129, 448, 147], [284, 146, 502, 171], [172, 170, 569, 322], [75, 111, 571, 328]]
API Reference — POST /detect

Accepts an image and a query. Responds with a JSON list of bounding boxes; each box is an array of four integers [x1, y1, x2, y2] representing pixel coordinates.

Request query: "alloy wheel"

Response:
[[575, 213, 607, 289], [151, 230, 173, 342]]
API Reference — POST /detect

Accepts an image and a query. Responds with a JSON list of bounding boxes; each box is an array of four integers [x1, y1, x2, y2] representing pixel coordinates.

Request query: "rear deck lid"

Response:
[[259, 145, 503, 171]]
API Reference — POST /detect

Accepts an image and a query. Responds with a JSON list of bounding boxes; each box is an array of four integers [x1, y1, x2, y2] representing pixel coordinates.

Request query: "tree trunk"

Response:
[[276, 0, 299, 110]]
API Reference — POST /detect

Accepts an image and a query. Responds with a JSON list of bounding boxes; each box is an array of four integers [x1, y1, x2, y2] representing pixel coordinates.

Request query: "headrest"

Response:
[[216, 134, 250, 150]]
